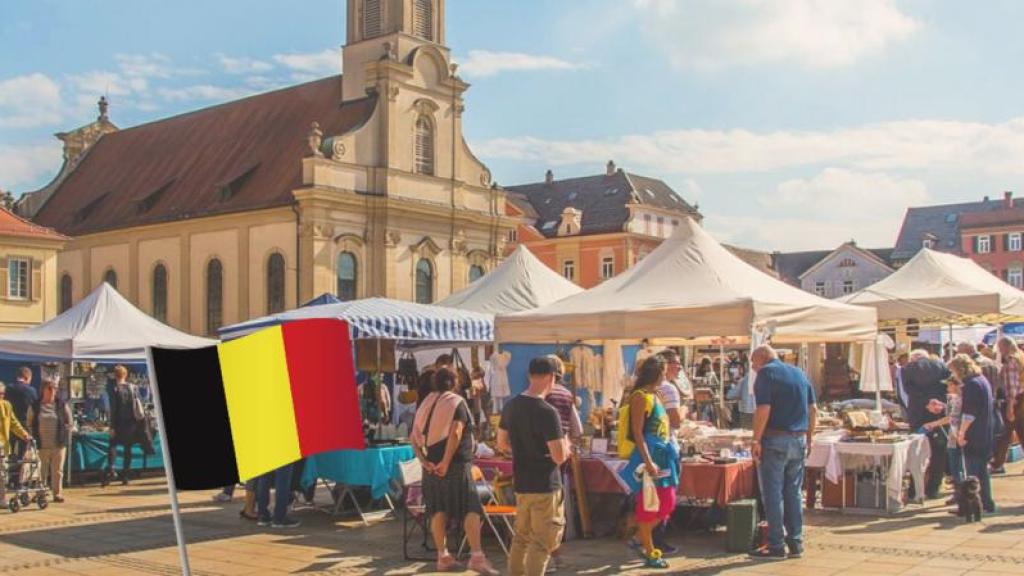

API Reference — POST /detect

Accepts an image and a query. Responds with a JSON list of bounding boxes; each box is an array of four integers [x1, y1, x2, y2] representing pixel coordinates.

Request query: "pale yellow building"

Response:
[[0, 207, 67, 333], [21, 0, 517, 336]]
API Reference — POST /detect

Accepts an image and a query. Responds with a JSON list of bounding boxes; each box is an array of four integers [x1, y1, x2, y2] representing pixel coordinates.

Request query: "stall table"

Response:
[[808, 433, 930, 513], [301, 444, 415, 523], [71, 431, 164, 476]]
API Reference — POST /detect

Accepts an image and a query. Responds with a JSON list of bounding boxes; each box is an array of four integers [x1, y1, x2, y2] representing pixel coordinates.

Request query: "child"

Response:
[[923, 377, 964, 505]]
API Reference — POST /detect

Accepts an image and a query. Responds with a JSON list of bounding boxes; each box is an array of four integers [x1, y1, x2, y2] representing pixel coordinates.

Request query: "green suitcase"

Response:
[[726, 499, 757, 552]]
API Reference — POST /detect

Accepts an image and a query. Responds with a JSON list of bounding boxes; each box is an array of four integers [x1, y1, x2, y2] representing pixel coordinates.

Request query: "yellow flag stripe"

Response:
[[218, 326, 302, 480]]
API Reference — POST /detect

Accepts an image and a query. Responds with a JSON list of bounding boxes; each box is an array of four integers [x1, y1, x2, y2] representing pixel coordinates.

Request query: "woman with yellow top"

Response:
[[620, 356, 681, 570], [0, 381, 32, 504]]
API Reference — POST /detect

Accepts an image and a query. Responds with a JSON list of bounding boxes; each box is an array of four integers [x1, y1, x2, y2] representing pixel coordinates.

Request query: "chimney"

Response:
[[545, 169, 554, 185], [606, 160, 616, 176], [1005, 190, 1014, 208]]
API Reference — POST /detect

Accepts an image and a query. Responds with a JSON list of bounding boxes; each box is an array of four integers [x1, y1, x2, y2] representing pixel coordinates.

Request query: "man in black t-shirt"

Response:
[[498, 357, 570, 576]]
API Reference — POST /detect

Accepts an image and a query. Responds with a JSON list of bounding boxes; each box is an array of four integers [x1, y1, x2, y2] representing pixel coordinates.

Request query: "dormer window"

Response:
[[413, 0, 434, 41]]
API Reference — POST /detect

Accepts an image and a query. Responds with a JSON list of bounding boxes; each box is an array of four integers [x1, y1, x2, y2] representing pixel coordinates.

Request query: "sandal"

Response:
[[642, 549, 669, 570], [239, 510, 258, 521]]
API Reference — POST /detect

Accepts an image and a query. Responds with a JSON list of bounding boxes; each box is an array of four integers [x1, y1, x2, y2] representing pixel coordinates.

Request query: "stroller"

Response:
[[2, 439, 51, 513]]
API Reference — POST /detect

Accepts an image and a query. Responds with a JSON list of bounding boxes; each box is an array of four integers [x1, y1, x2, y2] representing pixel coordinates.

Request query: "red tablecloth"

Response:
[[474, 457, 757, 506], [677, 461, 757, 507]]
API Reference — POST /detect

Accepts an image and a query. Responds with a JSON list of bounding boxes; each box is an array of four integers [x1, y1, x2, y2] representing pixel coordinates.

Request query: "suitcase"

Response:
[[726, 499, 757, 552]]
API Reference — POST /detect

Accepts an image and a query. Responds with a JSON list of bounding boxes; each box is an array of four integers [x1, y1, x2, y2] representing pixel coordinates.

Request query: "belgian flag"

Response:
[[150, 318, 365, 490]]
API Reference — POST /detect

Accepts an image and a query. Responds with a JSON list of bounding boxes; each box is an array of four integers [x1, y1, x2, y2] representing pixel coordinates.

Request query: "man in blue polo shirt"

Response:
[[749, 345, 817, 561]]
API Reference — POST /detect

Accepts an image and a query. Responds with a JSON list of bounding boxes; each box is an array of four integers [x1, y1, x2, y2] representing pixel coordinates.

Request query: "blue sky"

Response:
[[3, 0, 1024, 251]]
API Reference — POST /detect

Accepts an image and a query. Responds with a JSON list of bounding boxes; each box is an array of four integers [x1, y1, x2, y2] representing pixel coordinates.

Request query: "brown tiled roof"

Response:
[[506, 170, 701, 239], [0, 207, 67, 241], [892, 197, 1021, 261], [959, 208, 1024, 229], [34, 76, 377, 236], [723, 244, 778, 278]]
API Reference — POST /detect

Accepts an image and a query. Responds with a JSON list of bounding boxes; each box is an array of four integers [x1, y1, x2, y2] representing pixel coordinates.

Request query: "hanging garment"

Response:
[[488, 351, 512, 407], [601, 342, 627, 408]]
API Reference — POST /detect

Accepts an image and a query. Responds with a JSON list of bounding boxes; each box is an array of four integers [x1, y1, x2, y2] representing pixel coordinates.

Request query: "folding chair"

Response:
[[399, 459, 433, 560], [460, 466, 516, 557]]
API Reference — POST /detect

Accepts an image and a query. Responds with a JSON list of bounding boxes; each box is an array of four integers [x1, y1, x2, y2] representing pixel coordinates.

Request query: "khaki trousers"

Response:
[[39, 447, 66, 498], [510, 491, 566, 576]]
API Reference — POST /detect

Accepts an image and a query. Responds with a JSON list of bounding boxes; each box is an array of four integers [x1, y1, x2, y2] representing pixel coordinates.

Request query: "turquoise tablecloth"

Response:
[[71, 431, 164, 473], [301, 445, 414, 500]]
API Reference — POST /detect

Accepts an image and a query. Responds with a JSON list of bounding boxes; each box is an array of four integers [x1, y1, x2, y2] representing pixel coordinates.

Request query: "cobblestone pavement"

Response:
[[1, 462, 1022, 575]]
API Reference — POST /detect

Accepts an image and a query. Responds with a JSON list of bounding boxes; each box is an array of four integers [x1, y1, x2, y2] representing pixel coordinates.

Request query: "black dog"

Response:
[[957, 476, 983, 522]]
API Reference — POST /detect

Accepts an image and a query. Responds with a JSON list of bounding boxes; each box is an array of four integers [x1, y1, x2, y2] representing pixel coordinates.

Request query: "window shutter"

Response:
[[0, 257, 7, 299], [1004, 234, 1009, 251], [972, 236, 978, 253], [1003, 269, 1009, 281], [31, 260, 41, 301], [363, 0, 382, 38]]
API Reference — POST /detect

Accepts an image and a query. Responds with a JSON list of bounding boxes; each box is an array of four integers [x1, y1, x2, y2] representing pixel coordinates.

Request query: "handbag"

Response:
[[398, 352, 419, 383], [641, 470, 659, 513]]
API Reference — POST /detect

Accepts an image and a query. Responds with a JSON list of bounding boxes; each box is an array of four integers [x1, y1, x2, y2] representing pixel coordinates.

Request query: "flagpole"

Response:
[[145, 347, 192, 576]]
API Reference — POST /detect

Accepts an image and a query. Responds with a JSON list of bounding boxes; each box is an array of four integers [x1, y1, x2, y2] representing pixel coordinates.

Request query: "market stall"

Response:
[[493, 219, 877, 534], [0, 283, 215, 484], [436, 244, 582, 315], [840, 248, 1024, 323], [221, 297, 494, 517]]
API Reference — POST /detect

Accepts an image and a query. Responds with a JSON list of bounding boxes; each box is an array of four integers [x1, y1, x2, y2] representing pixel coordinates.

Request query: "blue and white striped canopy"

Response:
[[219, 297, 494, 343]]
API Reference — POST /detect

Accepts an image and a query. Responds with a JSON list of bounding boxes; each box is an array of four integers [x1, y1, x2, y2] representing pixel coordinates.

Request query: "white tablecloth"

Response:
[[809, 433, 931, 506]]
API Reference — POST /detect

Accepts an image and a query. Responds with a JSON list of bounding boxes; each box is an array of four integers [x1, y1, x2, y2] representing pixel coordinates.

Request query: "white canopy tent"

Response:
[[495, 218, 877, 345], [0, 283, 215, 363], [839, 248, 1024, 323], [436, 244, 582, 314]]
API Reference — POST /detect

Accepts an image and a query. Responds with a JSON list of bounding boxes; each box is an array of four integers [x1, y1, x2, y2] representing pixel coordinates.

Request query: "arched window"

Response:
[[206, 259, 223, 335], [413, 0, 433, 41], [267, 253, 286, 314], [414, 116, 434, 176], [152, 264, 168, 323], [415, 258, 434, 304], [104, 269, 118, 290], [363, 0, 382, 38], [59, 274, 72, 313], [469, 264, 485, 283], [336, 252, 358, 302]]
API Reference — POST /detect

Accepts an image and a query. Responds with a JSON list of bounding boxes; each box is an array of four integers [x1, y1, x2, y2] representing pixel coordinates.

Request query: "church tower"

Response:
[[342, 0, 448, 103]]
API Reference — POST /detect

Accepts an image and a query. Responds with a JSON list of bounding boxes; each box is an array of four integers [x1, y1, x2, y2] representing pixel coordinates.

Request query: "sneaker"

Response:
[[271, 517, 301, 528], [749, 546, 787, 561], [256, 516, 272, 527], [786, 540, 803, 559], [212, 492, 233, 503], [468, 555, 500, 576]]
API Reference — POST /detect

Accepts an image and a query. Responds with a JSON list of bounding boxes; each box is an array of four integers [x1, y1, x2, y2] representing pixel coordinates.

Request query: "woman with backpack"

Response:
[[620, 355, 680, 570], [411, 368, 498, 575]]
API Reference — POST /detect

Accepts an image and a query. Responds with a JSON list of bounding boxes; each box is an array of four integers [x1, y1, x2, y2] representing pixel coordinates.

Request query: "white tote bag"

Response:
[[641, 470, 659, 513]]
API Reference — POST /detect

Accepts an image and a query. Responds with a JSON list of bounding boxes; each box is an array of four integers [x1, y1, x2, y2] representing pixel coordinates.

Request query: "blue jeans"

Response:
[[963, 454, 995, 511], [947, 447, 965, 486], [760, 435, 806, 552], [256, 464, 294, 523]]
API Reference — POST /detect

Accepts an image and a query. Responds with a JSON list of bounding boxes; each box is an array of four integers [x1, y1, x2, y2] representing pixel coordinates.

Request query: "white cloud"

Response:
[[0, 143, 63, 191], [217, 54, 274, 75], [708, 168, 928, 251], [272, 49, 340, 76], [633, 0, 920, 70], [0, 73, 63, 129], [475, 117, 1024, 177], [456, 50, 586, 77], [114, 53, 178, 78], [158, 84, 255, 103]]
